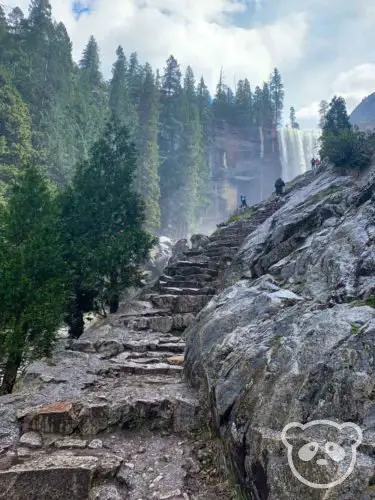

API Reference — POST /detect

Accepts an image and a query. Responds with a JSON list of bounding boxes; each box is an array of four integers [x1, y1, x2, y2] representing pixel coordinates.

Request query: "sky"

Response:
[[4, 0, 375, 129]]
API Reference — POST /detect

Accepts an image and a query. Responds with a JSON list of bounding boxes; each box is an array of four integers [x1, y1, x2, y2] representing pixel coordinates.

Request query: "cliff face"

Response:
[[350, 93, 375, 130], [185, 166, 375, 498], [203, 122, 282, 228]]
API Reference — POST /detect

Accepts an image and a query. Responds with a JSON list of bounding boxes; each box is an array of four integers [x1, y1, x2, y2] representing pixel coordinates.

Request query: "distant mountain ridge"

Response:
[[350, 92, 375, 129]]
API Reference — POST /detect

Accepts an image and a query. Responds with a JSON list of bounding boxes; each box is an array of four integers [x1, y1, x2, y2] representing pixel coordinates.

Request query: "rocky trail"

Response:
[[0, 198, 284, 499]]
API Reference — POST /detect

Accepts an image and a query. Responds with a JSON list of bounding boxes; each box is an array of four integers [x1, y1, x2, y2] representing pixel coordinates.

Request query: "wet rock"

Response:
[[88, 439, 103, 449], [0, 453, 98, 499], [89, 485, 122, 500], [55, 438, 87, 449], [190, 234, 210, 250], [19, 431, 42, 449]]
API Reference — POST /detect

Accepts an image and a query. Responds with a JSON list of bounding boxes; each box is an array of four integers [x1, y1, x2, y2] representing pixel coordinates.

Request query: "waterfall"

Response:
[[277, 128, 321, 182]]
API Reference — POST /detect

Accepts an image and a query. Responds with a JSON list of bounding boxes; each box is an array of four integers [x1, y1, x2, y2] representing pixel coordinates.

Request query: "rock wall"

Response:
[[185, 166, 375, 498], [202, 122, 282, 230]]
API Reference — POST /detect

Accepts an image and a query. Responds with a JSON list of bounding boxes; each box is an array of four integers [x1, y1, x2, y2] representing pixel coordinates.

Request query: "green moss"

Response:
[[304, 186, 341, 206], [226, 208, 253, 224], [350, 296, 375, 308]]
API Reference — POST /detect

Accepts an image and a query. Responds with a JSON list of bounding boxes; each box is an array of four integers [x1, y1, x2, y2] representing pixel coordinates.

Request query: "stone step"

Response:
[[122, 339, 185, 353], [144, 294, 211, 313], [158, 280, 204, 289], [158, 286, 213, 296], [109, 360, 183, 376], [206, 240, 242, 249], [165, 266, 218, 278], [166, 260, 209, 269], [204, 247, 239, 257], [160, 272, 214, 283], [3, 430, 207, 500], [115, 350, 183, 361], [122, 313, 195, 332], [17, 379, 200, 437]]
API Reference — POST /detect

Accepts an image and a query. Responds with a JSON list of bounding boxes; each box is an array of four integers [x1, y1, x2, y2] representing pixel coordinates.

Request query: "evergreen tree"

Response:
[[269, 67, 284, 126], [136, 63, 161, 231], [319, 100, 329, 129], [235, 78, 252, 126], [109, 46, 129, 126], [197, 76, 213, 140], [79, 35, 101, 87], [323, 96, 351, 136], [213, 69, 228, 121], [59, 119, 155, 338], [0, 165, 67, 394], [290, 106, 300, 129], [261, 82, 273, 128], [0, 70, 34, 200], [7, 7, 25, 35], [77, 36, 108, 159], [159, 55, 183, 232], [253, 85, 263, 126]]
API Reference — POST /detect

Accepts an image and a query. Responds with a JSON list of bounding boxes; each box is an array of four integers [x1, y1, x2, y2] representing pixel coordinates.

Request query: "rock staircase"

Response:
[[0, 198, 283, 500]]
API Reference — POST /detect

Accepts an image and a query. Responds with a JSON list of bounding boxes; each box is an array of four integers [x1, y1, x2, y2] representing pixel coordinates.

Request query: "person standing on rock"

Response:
[[275, 178, 285, 196], [311, 157, 316, 171], [240, 195, 248, 208]]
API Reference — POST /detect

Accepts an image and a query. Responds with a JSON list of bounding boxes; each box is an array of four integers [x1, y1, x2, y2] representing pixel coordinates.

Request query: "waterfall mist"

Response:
[[278, 128, 321, 182]]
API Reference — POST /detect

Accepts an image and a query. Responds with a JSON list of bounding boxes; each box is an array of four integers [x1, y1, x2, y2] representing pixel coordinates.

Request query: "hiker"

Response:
[[240, 195, 248, 208], [275, 178, 285, 196], [311, 157, 316, 171], [315, 157, 321, 169]]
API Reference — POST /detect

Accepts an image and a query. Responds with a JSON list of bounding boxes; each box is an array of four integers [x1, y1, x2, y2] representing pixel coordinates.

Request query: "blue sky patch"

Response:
[[72, 1, 93, 19]]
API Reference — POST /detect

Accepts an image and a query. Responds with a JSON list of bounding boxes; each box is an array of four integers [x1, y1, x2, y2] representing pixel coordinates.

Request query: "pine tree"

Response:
[[323, 96, 351, 135], [252, 85, 263, 126], [109, 46, 132, 127], [197, 76, 213, 140], [7, 7, 25, 35], [261, 82, 273, 128], [290, 106, 300, 129], [136, 63, 161, 231], [59, 119, 155, 338], [0, 165, 67, 394], [77, 36, 108, 159], [319, 100, 329, 129], [269, 68, 284, 126], [235, 78, 252, 126], [159, 55, 183, 233], [79, 35, 101, 87], [0, 70, 34, 200]]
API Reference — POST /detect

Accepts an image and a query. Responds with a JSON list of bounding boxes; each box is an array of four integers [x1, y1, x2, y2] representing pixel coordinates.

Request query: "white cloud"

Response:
[[332, 63, 375, 111], [296, 101, 320, 121], [4, 0, 308, 93], [296, 63, 375, 128]]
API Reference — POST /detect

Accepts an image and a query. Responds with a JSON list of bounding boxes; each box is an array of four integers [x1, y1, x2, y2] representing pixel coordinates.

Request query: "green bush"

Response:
[[320, 127, 375, 171]]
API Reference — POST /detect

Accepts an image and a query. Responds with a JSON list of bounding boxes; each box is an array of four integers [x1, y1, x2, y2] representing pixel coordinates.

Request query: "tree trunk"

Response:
[[109, 294, 119, 314], [0, 353, 22, 395], [68, 307, 84, 339]]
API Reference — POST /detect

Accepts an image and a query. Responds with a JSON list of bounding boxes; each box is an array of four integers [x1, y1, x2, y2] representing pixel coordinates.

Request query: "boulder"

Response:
[[190, 234, 210, 250]]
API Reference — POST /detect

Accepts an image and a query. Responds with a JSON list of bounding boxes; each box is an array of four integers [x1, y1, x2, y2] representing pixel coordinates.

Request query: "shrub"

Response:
[[320, 127, 375, 171]]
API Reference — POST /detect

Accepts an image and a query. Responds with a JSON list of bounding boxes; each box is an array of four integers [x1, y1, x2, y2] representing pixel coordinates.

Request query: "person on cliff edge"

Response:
[[240, 195, 248, 208], [275, 178, 285, 196]]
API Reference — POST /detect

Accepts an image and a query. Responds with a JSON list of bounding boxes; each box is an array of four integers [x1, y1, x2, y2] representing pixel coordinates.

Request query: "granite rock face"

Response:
[[185, 167, 375, 499]]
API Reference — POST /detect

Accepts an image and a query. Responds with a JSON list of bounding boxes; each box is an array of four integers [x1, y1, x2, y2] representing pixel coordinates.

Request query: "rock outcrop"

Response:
[[3, 165, 375, 499], [185, 167, 375, 498]]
